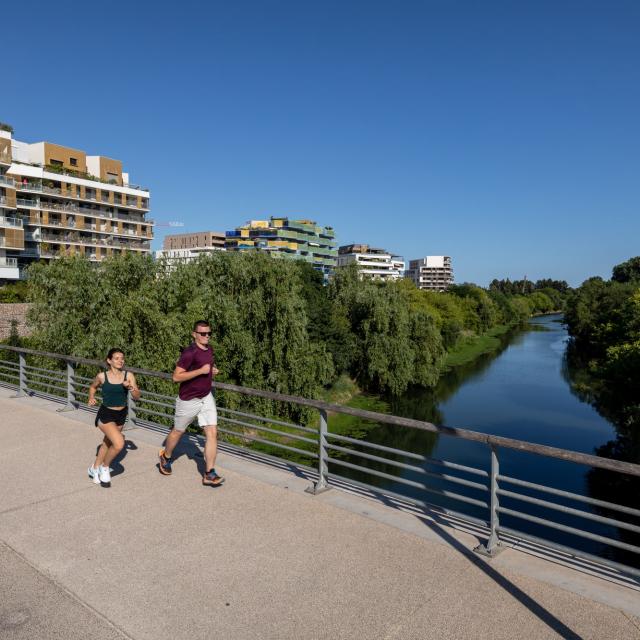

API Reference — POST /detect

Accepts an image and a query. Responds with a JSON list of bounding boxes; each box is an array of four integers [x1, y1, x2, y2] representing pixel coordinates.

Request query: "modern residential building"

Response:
[[155, 230, 225, 265], [225, 217, 337, 278], [0, 126, 152, 281], [155, 231, 226, 266], [162, 231, 225, 251], [337, 244, 404, 280], [405, 256, 454, 291]]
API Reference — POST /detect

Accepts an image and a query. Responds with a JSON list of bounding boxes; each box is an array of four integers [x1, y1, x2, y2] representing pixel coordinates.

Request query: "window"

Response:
[[70, 158, 77, 166], [107, 172, 119, 184], [50, 159, 63, 167]]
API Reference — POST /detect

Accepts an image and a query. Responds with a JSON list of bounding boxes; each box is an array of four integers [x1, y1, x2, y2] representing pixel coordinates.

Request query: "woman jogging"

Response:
[[87, 348, 140, 486]]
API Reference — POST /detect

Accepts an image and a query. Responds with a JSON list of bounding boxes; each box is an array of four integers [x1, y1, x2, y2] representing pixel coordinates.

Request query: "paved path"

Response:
[[1, 392, 640, 640]]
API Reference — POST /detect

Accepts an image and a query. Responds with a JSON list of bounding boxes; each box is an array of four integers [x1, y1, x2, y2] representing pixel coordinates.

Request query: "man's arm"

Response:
[[172, 363, 210, 383]]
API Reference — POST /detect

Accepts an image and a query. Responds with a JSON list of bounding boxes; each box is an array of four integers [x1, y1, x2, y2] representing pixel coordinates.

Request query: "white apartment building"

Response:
[[154, 245, 226, 266], [337, 244, 404, 280], [155, 230, 226, 268], [0, 126, 152, 281], [405, 256, 453, 291]]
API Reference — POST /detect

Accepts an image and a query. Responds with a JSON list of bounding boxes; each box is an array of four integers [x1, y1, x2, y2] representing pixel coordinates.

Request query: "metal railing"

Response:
[[0, 257, 18, 267], [16, 181, 149, 207], [40, 233, 150, 251], [0, 343, 638, 580], [0, 216, 22, 228]]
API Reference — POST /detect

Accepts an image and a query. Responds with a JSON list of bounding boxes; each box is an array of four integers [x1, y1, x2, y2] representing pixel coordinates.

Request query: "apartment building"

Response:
[[0, 126, 152, 281], [162, 231, 225, 251], [337, 244, 404, 280], [155, 231, 226, 265], [405, 256, 454, 291], [225, 217, 337, 278]]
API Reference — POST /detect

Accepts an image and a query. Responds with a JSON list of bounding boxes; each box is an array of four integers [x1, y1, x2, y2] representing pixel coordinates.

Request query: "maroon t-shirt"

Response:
[[176, 343, 214, 400]]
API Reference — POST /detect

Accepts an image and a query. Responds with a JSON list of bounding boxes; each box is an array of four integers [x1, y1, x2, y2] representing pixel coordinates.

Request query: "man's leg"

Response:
[[163, 428, 184, 459], [202, 425, 218, 472], [160, 397, 198, 475], [200, 393, 223, 483], [158, 428, 184, 475], [202, 423, 224, 486]]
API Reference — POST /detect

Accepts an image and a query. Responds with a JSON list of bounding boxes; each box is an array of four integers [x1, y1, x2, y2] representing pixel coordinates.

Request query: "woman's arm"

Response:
[[88, 372, 104, 406], [123, 372, 141, 401]]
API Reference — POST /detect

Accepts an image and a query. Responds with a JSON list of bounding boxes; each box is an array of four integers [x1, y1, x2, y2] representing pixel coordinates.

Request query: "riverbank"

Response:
[[320, 323, 522, 413], [443, 324, 514, 369]]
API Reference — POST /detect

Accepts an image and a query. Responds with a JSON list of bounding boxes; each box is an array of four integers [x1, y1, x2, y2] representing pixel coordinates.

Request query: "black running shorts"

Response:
[[95, 405, 128, 427]]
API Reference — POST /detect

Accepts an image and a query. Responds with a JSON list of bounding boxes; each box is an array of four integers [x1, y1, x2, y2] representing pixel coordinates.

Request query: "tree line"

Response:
[[563, 256, 640, 568], [19, 252, 568, 400], [564, 255, 640, 431]]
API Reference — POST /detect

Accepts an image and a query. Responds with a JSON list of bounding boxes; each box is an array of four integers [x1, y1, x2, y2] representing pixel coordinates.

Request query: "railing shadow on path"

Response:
[[1, 343, 639, 620], [372, 490, 585, 639]]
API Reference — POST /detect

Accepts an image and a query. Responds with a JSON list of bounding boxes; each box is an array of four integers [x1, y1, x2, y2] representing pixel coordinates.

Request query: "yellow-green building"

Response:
[[225, 217, 337, 278]]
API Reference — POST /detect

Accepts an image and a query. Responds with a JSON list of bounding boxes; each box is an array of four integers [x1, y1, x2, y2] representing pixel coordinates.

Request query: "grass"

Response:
[[318, 373, 359, 405], [444, 324, 512, 368]]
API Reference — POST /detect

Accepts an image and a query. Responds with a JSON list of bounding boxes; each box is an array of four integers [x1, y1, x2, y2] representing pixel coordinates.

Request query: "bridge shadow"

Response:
[[354, 488, 585, 639], [154, 434, 597, 637], [162, 433, 317, 482]]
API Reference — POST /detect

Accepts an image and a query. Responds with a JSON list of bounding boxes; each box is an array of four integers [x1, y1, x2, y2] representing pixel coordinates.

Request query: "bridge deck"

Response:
[[1, 390, 639, 640]]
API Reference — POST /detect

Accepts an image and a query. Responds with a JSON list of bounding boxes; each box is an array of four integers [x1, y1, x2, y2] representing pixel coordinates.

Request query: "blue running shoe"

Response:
[[202, 468, 224, 486], [158, 448, 172, 475]]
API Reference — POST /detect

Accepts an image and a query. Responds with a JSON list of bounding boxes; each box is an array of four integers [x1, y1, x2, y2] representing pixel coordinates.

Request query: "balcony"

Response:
[[0, 236, 25, 249], [16, 182, 150, 211], [0, 175, 15, 187], [0, 216, 23, 229], [40, 232, 151, 252], [16, 198, 39, 209], [17, 198, 154, 225]]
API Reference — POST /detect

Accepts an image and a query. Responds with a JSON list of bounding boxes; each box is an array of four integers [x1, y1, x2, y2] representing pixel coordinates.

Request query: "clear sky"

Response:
[[3, 0, 639, 286]]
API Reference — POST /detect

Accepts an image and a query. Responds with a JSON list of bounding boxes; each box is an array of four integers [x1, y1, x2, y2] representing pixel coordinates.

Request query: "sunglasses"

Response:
[[196, 331, 212, 337]]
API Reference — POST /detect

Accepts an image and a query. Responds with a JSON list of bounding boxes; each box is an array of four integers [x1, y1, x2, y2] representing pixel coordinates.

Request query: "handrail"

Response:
[[2, 343, 639, 579], [0, 343, 638, 478]]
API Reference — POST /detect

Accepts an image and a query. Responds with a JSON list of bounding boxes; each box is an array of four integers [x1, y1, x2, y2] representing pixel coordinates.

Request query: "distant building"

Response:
[[225, 216, 337, 279], [406, 256, 453, 291], [0, 127, 152, 281], [337, 244, 404, 280], [155, 230, 226, 267], [162, 231, 225, 251]]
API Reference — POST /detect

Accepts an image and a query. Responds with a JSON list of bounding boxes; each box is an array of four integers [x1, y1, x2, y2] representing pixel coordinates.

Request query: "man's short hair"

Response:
[[193, 319, 210, 332]]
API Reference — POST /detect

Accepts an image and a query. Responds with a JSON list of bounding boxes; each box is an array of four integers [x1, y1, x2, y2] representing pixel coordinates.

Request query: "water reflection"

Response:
[[330, 316, 639, 568]]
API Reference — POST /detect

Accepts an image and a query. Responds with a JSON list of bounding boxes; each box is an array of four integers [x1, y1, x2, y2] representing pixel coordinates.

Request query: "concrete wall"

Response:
[[0, 303, 32, 340]]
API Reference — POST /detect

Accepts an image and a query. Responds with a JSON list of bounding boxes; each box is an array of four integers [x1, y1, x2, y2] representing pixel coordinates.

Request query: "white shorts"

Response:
[[174, 392, 218, 431]]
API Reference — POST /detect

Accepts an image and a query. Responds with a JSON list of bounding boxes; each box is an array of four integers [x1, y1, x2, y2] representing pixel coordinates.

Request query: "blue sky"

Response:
[[4, 0, 639, 286]]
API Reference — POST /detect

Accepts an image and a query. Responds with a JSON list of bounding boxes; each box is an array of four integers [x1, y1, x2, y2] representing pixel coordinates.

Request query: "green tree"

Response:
[[612, 256, 640, 284]]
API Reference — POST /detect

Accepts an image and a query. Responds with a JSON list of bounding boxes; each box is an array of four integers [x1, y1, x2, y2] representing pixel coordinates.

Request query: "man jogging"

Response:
[[158, 320, 224, 486]]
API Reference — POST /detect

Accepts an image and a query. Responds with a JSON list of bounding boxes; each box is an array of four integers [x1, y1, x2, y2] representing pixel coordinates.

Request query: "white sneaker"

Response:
[[88, 466, 101, 485], [98, 465, 111, 485]]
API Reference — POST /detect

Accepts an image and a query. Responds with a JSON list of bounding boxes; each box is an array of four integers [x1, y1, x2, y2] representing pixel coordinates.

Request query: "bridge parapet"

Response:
[[1, 343, 639, 582]]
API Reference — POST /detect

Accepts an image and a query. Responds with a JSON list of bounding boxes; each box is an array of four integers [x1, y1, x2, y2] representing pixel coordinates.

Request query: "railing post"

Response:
[[11, 352, 28, 398], [475, 444, 504, 557], [306, 408, 331, 495], [125, 389, 137, 431], [57, 361, 77, 412]]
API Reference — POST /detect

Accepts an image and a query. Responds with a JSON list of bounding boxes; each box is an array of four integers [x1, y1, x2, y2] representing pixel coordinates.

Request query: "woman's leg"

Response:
[[93, 435, 111, 469], [97, 422, 125, 468]]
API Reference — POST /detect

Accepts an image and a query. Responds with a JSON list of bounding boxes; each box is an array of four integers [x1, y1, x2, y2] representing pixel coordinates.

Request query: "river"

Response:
[[334, 314, 636, 566]]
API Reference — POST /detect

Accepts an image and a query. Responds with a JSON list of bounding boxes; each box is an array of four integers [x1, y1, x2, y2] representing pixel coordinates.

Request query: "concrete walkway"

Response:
[[1, 391, 639, 640]]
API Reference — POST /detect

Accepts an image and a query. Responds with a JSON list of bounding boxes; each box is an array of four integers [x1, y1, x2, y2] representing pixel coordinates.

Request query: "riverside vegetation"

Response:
[[563, 256, 640, 567], [0, 253, 568, 458]]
